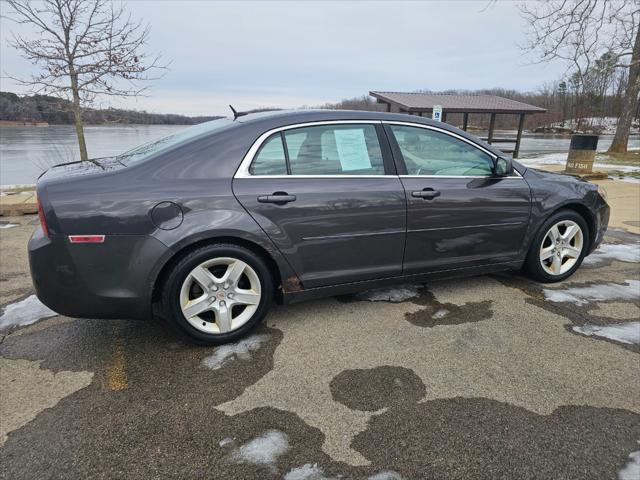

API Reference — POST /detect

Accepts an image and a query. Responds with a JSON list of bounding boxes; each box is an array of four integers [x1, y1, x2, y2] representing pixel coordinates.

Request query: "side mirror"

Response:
[[494, 156, 513, 176]]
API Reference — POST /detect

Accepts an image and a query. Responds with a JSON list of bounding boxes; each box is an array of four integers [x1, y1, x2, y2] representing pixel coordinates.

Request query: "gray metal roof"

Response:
[[370, 91, 546, 114]]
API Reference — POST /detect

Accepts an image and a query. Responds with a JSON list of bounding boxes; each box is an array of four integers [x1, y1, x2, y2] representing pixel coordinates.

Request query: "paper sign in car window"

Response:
[[334, 129, 371, 171]]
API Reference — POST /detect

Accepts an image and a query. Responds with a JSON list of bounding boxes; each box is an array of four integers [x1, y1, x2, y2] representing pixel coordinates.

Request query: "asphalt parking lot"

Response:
[[1, 212, 639, 480]]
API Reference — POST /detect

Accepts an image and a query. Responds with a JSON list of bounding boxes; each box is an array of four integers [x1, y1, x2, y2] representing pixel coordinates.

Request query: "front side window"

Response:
[[389, 125, 494, 176], [284, 124, 385, 175]]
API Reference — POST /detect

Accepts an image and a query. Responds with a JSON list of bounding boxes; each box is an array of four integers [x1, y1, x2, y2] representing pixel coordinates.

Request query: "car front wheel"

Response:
[[161, 244, 273, 345], [524, 210, 589, 283]]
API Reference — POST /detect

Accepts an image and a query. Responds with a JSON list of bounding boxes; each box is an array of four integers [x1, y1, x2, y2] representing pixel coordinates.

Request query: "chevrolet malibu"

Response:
[[29, 110, 610, 344]]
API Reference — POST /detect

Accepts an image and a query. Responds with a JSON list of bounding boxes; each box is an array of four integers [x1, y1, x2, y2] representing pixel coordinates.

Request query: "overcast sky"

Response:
[[0, 1, 566, 116]]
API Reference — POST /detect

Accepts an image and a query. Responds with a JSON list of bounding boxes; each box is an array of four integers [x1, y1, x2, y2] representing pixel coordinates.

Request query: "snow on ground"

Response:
[[283, 464, 404, 480], [201, 334, 270, 370], [0, 223, 18, 229], [608, 175, 640, 184], [218, 437, 234, 447], [284, 463, 333, 480], [546, 117, 639, 135], [518, 152, 640, 173], [356, 284, 422, 302], [619, 449, 640, 480], [230, 430, 289, 471], [543, 280, 640, 306], [573, 321, 640, 345], [583, 243, 640, 266], [367, 471, 406, 480], [0, 295, 57, 330]]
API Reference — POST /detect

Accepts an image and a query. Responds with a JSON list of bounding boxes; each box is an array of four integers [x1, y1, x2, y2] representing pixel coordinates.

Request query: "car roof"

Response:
[[233, 109, 506, 158], [235, 108, 440, 125]]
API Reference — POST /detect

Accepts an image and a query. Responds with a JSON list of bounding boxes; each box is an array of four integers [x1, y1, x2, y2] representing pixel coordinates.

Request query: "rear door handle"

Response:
[[257, 192, 297, 204], [411, 188, 440, 199]]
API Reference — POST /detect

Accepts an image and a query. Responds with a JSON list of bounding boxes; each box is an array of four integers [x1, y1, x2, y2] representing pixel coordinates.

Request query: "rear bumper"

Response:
[[28, 227, 170, 320]]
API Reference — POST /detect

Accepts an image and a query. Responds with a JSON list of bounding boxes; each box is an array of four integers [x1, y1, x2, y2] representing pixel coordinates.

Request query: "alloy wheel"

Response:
[[179, 257, 262, 334], [539, 220, 584, 276]]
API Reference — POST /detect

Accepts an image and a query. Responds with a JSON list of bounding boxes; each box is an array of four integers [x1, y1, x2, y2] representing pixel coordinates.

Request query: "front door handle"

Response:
[[411, 188, 441, 199], [257, 192, 297, 204]]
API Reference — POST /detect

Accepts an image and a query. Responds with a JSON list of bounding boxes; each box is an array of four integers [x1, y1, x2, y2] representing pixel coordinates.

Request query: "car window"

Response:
[[249, 133, 287, 175], [118, 117, 233, 165], [389, 125, 494, 176], [283, 124, 385, 175]]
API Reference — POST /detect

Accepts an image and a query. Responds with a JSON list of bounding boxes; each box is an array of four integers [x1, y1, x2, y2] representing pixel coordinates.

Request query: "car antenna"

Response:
[[229, 105, 249, 120]]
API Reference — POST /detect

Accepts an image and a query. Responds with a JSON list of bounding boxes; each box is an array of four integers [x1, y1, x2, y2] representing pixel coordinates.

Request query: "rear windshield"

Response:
[[117, 118, 233, 165]]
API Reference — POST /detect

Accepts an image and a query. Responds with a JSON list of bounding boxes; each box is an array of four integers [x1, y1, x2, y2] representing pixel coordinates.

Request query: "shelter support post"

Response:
[[487, 113, 496, 144], [462, 113, 469, 131], [514, 113, 525, 158]]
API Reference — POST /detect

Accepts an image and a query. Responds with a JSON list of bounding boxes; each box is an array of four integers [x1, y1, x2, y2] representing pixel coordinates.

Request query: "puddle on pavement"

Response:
[[0, 294, 57, 331], [0, 358, 93, 446], [330, 366, 426, 412], [353, 285, 422, 303], [572, 321, 640, 345], [201, 334, 271, 370], [404, 287, 493, 329], [324, 365, 640, 479], [339, 283, 494, 329]]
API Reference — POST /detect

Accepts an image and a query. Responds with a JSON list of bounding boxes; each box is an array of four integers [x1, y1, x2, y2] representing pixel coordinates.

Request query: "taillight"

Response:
[[37, 198, 49, 238]]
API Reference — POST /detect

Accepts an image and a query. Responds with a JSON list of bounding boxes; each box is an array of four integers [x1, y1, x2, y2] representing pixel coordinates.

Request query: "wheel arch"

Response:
[[151, 235, 286, 305], [550, 202, 596, 251]]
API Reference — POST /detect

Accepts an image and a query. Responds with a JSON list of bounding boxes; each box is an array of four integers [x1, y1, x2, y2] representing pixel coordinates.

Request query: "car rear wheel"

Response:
[[524, 210, 589, 283], [161, 244, 273, 345]]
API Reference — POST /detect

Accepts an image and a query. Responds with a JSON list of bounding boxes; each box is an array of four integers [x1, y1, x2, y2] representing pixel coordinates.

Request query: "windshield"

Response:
[[117, 117, 233, 164]]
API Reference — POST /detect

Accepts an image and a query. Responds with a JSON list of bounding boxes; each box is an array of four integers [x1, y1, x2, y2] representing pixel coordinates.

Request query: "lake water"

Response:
[[1, 124, 638, 186]]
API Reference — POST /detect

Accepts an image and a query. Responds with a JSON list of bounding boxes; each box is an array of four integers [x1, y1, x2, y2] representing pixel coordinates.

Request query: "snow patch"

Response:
[[619, 449, 640, 480], [0, 223, 18, 229], [609, 175, 640, 184], [230, 430, 289, 471], [356, 284, 422, 302], [518, 153, 640, 173], [218, 437, 234, 447], [368, 471, 406, 480], [543, 280, 640, 306], [0, 295, 57, 330], [584, 243, 640, 265], [284, 463, 334, 480], [201, 334, 269, 370], [433, 309, 449, 319], [573, 321, 640, 345]]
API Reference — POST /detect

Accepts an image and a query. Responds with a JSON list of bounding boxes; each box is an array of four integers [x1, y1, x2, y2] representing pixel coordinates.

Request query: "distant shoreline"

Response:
[[0, 121, 194, 127], [0, 120, 49, 127]]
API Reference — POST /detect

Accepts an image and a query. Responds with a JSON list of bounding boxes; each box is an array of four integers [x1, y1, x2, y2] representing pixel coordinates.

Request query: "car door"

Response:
[[233, 121, 406, 289], [384, 122, 531, 274]]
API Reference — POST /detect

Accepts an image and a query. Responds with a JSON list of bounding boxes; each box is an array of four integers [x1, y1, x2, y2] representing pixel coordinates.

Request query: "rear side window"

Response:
[[249, 133, 287, 175], [389, 125, 494, 176], [284, 124, 385, 175]]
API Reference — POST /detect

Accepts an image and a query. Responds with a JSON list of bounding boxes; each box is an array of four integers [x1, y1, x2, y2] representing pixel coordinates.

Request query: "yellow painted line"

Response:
[[104, 332, 128, 391]]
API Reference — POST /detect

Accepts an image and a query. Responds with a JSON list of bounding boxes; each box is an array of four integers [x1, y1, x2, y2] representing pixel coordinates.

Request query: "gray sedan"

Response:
[[29, 110, 610, 344]]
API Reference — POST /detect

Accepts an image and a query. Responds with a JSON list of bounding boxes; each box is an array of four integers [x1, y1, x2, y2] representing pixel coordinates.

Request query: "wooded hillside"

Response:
[[0, 92, 220, 125]]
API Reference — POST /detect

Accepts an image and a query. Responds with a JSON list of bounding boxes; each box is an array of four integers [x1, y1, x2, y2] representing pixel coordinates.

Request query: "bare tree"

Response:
[[519, 0, 640, 153], [5, 0, 167, 160]]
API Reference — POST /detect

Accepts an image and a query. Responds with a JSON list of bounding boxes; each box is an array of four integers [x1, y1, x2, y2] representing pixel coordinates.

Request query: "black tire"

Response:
[[161, 243, 273, 345], [524, 209, 589, 283]]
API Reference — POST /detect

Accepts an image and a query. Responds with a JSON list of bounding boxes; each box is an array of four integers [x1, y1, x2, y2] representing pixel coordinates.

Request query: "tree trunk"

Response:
[[608, 28, 640, 154], [70, 73, 89, 161]]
